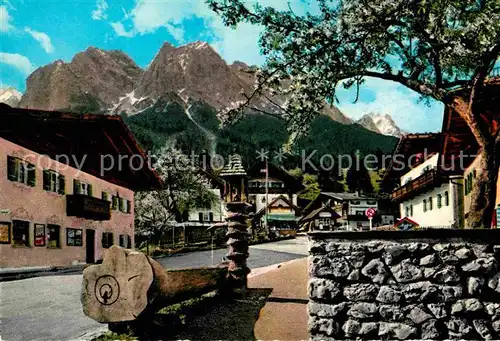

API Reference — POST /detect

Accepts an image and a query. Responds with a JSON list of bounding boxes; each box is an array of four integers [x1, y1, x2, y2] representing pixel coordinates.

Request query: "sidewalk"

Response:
[[249, 257, 309, 341], [0, 263, 86, 282]]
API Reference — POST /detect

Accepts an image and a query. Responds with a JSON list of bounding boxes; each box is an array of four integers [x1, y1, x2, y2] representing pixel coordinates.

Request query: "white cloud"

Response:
[[336, 78, 444, 133], [92, 0, 108, 20], [24, 28, 54, 53], [0, 5, 14, 32], [0, 52, 35, 75], [110, 21, 135, 37]]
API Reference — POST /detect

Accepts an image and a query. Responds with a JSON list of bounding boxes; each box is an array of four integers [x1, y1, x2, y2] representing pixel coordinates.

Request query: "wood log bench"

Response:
[[81, 245, 229, 323]]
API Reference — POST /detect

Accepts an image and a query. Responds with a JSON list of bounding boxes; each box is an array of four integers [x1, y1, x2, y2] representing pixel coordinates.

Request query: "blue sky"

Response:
[[0, 0, 446, 133]]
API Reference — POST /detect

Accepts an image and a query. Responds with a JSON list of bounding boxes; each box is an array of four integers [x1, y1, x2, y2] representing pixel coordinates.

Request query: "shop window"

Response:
[[0, 222, 11, 244], [34, 224, 46, 246], [43, 170, 65, 194], [66, 228, 83, 246], [47, 224, 61, 248], [7, 156, 36, 186], [73, 180, 92, 196], [437, 194, 442, 209], [119, 234, 131, 248], [444, 191, 450, 206], [102, 232, 114, 248], [12, 220, 30, 247]]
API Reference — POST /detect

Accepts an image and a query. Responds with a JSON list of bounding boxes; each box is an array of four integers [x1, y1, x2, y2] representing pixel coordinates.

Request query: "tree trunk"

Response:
[[450, 95, 499, 228], [82, 246, 228, 323], [467, 144, 498, 228]]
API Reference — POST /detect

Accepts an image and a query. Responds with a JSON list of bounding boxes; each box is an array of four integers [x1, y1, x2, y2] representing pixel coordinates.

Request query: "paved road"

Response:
[[0, 236, 309, 341]]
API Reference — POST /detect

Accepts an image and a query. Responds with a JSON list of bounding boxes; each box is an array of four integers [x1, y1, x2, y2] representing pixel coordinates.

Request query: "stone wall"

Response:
[[308, 230, 500, 340]]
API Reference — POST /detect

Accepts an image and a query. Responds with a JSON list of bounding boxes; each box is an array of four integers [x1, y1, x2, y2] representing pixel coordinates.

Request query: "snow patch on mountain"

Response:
[[356, 113, 405, 137], [0, 87, 23, 107]]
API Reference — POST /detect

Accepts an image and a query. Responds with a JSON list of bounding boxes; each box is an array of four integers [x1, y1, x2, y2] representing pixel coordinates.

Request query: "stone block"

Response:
[[378, 322, 417, 340], [408, 304, 433, 325], [485, 303, 500, 318], [447, 318, 474, 339], [376, 286, 402, 304], [343, 283, 379, 301], [379, 305, 404, 321], [433, 265, 460, 284], [455, 247, 473, 260], [359, 322, 378, 336], [438, 285, 463, 302], [473, 319, 494, 339], [308, 316, 339, 337], [311, 257, 351, 279], [361, 259, 387, 284], [348, 302, 378, 319], [427, 303, 447, 319], [391, 259, 423, 283], [452, 299, 483, 314], [488, 273, 500, 293], [346, 251, 365, 269], [383, 245, 409, 265], [309, 278, 342, 301], [308, 302, 348, 318], [342, 319, 361, 336], [467, 277, 485, 296], [462, 257, 498, 275], [421, 319, 443, 340], [420, 253, 439, 267], [347, 269, 360, 281], [402, 281, 435, 303]]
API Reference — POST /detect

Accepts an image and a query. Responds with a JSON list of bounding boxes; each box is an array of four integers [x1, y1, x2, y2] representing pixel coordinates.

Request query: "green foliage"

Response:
[[299, 173, 320, 201], [63, 93, 104, 114], [207, 0, 500, 132]]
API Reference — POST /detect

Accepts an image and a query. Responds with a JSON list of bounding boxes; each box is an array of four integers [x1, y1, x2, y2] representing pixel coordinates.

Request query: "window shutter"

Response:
[[7, 156, 17, 181], [102, 192, 108, 201], [27, 163, 36, 187], [126, 200, 131, 213], [73, 180, 80, 194], [43, 170, 51, 190], [119, 197, 124, 212], [58, 175, 65, 194], [88, 184, 93, 197]]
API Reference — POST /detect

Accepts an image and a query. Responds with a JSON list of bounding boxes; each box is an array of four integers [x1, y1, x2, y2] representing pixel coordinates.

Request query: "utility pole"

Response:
[[265, 159, 269, 235]]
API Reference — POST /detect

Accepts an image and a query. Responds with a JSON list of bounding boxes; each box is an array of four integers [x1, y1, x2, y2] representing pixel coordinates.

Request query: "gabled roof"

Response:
[[381, 133, 442, 188], [254, 195, 300, 217], [0, 104, 162, 190], [219, 154, 247, 177], [300, 204, 341, 223], [247, 161, 303, 191]]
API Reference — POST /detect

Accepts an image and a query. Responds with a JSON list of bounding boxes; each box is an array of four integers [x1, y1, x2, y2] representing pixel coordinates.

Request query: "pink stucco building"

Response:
[[0, 105, 161, 268]]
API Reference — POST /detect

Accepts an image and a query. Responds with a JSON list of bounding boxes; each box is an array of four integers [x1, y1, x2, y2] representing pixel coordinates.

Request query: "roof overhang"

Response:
[[0, 104, 162, 191]]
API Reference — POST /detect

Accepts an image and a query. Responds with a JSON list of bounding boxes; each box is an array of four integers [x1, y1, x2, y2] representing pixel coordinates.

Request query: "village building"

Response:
[[300, 204, 341, 232], [253, 194, 300, 236], [440, 76, 500, 228], [301, 192, 387, 231], [383, 133, 464, 228], [0, 104, 162, 268]]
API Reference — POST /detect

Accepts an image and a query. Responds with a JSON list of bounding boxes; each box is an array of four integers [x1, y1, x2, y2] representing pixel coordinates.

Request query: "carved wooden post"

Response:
[[225, 202, 251, 298]]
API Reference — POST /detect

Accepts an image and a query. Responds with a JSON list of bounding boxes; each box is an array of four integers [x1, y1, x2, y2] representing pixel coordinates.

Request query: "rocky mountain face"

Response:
[[19, 41, 351, 124], [0, 87, 22, 107], [356, 113, 405, 137], [19, 47, 142, 111]]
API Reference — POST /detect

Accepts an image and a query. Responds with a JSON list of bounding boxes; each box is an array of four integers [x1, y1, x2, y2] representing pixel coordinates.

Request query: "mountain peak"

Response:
[[0, 87, 23, 107], [356, 112, 405, 137]]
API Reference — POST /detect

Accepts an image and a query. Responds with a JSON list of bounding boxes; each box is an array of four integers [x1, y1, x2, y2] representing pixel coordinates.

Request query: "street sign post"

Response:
[[365, 208, 376, 230]]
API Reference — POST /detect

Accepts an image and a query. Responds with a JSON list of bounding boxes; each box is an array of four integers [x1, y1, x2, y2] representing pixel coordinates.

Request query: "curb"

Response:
[[0, 264, 87, 282], [248, 257, 307, 279]]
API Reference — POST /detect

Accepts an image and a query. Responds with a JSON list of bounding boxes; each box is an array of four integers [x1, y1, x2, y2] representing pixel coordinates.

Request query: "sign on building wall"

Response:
[[0, 222, 11, 244]]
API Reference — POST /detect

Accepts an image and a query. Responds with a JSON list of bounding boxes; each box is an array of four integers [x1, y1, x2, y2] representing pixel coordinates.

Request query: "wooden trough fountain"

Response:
[[81, 246, 229, 323]]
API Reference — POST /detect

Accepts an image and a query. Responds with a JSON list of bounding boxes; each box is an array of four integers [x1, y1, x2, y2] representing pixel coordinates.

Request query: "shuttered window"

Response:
[[7, 156, 35, 186], [43, 170, 65, 194], [102, 232, 113, 248]]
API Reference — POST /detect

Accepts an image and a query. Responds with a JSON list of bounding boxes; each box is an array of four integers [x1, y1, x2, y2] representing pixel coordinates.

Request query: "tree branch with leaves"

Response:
[[207, 0, 500, 228]]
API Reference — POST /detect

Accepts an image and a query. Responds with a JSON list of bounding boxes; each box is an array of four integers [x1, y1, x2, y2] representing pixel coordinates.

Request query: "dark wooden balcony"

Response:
[[391, 169, 441, 202], [67, 194, 111, 221]]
